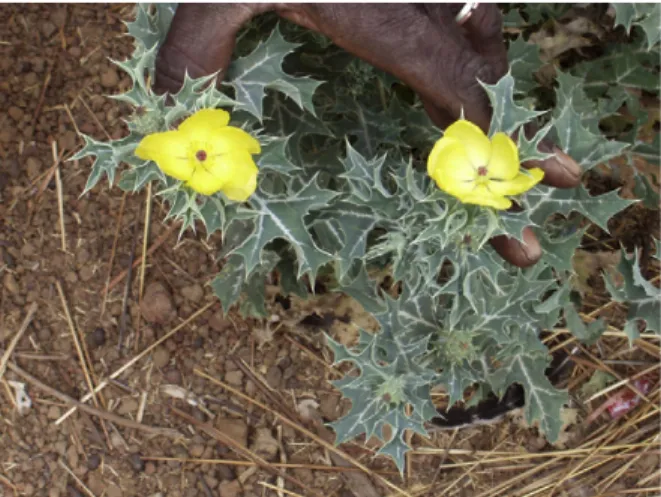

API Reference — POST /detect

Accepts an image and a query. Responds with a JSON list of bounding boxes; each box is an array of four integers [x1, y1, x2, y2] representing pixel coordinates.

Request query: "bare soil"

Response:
[[1, 4, 659, 497]]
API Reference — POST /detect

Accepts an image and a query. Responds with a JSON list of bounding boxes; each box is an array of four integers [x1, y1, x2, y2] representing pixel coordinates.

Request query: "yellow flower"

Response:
[[135, 108, 261, 201], [427, 120, 544, 210]]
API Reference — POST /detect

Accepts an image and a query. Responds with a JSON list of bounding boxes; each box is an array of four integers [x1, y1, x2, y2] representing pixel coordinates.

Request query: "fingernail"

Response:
[[521, 228, 541, 266], [551, 145, 582, 182]]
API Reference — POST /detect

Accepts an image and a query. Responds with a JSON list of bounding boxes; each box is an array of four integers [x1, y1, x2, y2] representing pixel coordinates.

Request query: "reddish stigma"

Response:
[[477, 166, 488, 176], [196, 150, 207, 162]]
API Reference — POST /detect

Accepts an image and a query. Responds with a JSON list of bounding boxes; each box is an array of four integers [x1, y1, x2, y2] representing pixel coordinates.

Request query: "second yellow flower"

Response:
[[427, 120, 544, 210]]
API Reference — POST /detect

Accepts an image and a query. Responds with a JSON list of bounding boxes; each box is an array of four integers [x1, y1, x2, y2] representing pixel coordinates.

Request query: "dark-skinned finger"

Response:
[[489, 226, 542, 268], [515, 124, 583, 189], [454, 5, 509, 77], [528, 140, 583, 189], [154, 3, 272, 95], [420, 96, 456, 129], [277, 4, 495, 131]]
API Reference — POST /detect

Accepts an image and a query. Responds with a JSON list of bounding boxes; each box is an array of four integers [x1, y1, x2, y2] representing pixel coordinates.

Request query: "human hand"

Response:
[[154, 3, 582, 267]]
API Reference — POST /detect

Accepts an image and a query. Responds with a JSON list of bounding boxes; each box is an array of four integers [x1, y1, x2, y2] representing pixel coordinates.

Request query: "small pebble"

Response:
[[192, 336, 204, 349], [8, 105, 24, 121], [153, 347, 170, 368], [129, 453, 145, 472], [106, 484, 122, 497], [87, 327, 106, 349], [87, 453, 101, 471], [224, 370, 243, 386], [164, 367, 182, 385], [3, 273, 19, 295], [26, 157, 42, 179], [67, 485, 84, 497], [100, 68, 119, 88], [181, 283, 204, 302], [144, 462, 156, 475], [46, 405, 62, 420], [188, 444, 205, 458]]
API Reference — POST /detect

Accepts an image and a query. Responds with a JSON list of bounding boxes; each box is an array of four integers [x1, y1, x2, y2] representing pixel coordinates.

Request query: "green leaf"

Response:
[[257, 136, 300, 176], [325, 317, 436, 474], [73, 134, 142, 194], [613, 3, 661, 48], [493, 355, 568, 443], [387, 97, 440, 151], [552, 104, 628, 172], [331, 95, 405, 157], [538, 226, 586, 273], [233, 175, 337, 280], [563, 304, 606, 345], [227, 24, 323, 121], [336, 262, 386, 315], [241, 251, 280, 317], [118, 161, 164, 192], [604, 247, 660, 343], [508, 36, 543, 94], [211, 255, 246, 313], [633, 173, 660, 210], [526, 184, 635, 232], [199, 196, 226, 237], [481, 71, 546, 137]]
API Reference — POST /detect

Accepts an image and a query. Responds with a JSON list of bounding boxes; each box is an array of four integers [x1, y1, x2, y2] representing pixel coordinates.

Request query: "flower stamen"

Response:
[[196, 150, 207, 162], [477, 166, 488, 176]]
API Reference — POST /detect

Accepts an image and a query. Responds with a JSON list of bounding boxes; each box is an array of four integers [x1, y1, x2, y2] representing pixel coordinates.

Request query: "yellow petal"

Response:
[[459, 185, 512, 210], [487, 167, 544, 196], [190, 151, 258, 200], [428, 137, 477, 198], [178, 108, 231, 141], [135, 131, 194, 181], [444, 119, 491, 168], [186, 167, 226, 195], [218, 151, 259, 201], [427, 135, 458, 176], [487, 132, 519, 180], [210, 126, 261, 155]]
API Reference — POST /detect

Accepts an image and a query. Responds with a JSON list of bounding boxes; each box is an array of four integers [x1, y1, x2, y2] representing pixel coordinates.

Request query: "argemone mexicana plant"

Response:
[[74, 4, 660, 473]]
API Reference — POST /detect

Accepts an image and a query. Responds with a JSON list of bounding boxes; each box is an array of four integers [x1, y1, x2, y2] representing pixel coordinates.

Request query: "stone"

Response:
[[140, 282, 176, 325], [100, 68, 119, 88], [249, 428, 279, 461], [117, 398, 139, 415], [218, 480, 241, 497], [215, 418, 248, 447], [106, 484, 122, 497], [8, 106, 24, 121], [188, 443, 205, 458], [265, 365, 283, 389], [78, 265, 95, 282], [152, 347, 170, 369], [3, 273, 19, 294], [129, 453, 145, 472], [208, 310, 229, 332], [20, 243, 37, 257], [181, 283, 204, 302], [224, 370, 243, 386], [46, 405, 62, 420], [87, 327, 106, 349], [87, 453, 101, 471], [26, 157, 42, 179], [40, 21, 57, 38]]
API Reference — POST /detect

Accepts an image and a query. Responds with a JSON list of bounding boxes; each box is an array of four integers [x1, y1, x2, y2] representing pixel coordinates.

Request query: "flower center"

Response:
[[195, 150, 207, 162], [477, 166, 488, 177]]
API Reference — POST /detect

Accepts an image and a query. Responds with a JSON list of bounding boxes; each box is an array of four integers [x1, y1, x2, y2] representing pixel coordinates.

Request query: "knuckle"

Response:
[[473, 5, 503, 40]]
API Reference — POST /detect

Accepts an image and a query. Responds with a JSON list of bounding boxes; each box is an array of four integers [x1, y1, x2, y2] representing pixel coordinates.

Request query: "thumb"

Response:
[[154, 4, 272, 95]]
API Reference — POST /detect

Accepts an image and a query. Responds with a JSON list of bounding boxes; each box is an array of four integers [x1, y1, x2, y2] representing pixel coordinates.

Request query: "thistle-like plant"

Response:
[[74, 4, 660, 473]]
